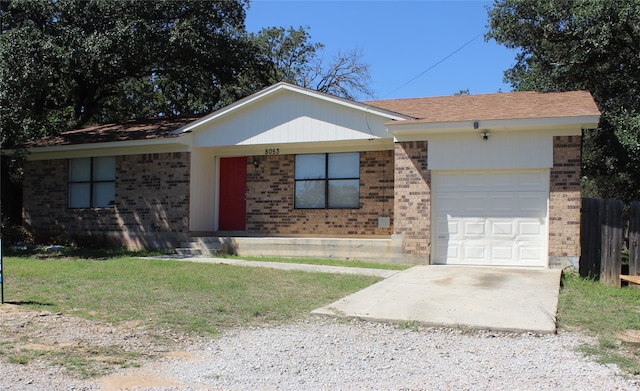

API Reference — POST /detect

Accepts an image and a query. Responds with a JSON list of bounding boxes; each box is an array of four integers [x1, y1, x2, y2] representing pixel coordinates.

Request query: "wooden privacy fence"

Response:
[[580, 198, 640, 287]]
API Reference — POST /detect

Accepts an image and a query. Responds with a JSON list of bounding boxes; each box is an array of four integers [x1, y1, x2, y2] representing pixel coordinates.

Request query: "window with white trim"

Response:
[[294, 152, 360, 209], [68, 157, 116, 208]]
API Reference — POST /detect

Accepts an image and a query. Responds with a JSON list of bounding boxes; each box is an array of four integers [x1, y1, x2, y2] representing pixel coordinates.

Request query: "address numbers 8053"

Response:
[[265, 148, 280, 155]]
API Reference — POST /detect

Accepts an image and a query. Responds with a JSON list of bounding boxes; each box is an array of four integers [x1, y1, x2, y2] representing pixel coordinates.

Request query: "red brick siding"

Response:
[[22, 152, 190, 247], [549, 135, 582, 257], [245, 150, 394, 236], [393, 141, 430, 255]]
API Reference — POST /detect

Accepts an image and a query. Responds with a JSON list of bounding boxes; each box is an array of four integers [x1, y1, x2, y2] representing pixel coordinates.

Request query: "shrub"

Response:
[[0, 221, 34, 245]]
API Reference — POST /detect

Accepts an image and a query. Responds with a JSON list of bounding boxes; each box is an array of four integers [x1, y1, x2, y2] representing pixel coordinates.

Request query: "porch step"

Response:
[[173, 236, 423, 264], [174, 238, 226, 256]]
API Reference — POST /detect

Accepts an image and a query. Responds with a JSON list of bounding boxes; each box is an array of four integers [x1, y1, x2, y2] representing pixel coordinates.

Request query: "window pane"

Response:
[[295, 180, 325, 208], [328, 179, 359, 208], [69, 183, 90, 208], [93, 156, 116, 181], [69, 158, 91, 181], [295, 154, 326, 179], [93, 182, 115, 208], [328, 152, 359, 179]]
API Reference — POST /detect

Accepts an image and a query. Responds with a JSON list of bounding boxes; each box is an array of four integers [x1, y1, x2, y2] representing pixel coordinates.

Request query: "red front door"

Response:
[[219, 157, 247, 231]]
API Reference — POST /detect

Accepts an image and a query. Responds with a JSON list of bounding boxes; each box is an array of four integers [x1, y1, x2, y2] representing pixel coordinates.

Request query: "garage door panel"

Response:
[[435, 170, 547, 193], [448, 221, 459, 235], [518, 171, 546, 187], [466, 199, 487, 212], [463, 244, 486, 260], [517, 193, 548, 215], [490, 220, 515, 236], [491, 196, 516, 213], [463, 220, 486, 236], [433, 170, 548, 267], [491, 244, 515, 260], [439, 196, 463, 210], [490, 172, 518, 188], [435, 242, 460, 263], [518, 244, 543, 261], [436, 217, 459, 235], [519, 221, 543, 236], [435, 175, 463, 192]]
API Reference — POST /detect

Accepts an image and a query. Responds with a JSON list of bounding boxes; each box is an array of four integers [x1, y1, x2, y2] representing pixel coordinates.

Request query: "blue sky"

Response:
[[245, 0, 518, 100]]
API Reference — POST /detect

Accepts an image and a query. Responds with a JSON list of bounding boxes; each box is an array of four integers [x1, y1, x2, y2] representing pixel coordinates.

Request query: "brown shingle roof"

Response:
[[26, 90, 600, 149], [365, 90, 600, 124], [26, 117, 199, 148]]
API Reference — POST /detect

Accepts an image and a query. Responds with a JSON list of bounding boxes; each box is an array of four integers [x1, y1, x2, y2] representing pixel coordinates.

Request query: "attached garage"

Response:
[[373, 90, 602, 268], [431, 169, 548, 267]]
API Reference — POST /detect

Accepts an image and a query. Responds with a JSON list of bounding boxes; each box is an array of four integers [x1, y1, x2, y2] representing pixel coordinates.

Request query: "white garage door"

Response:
[[432, 170, 549, 267]]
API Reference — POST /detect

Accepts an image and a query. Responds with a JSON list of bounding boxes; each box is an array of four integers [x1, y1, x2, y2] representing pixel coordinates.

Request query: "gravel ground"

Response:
[[153, 319, 640, 391], [1, 307, 639, 391]]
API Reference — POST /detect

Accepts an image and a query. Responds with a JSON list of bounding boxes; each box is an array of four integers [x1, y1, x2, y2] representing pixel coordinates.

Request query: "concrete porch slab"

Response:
[[312, 265, 562, 334]]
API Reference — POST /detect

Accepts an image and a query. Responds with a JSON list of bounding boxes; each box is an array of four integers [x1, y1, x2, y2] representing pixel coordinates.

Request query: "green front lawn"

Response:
[[2, 255, 380, 335]]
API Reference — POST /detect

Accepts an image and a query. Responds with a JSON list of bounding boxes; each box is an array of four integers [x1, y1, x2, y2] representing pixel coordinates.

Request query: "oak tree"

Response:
[[486, 0, 640, 201], [0, 0, 251, 148]]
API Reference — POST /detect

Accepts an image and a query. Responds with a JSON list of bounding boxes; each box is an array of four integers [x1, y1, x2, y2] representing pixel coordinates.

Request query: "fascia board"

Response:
[[387, 115, 601, 137], [24, 138, 191, 160], [172, 83, 411, 135]]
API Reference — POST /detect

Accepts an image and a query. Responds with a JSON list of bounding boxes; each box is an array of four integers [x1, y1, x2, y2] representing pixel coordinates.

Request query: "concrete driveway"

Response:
[[312, 265, 562, 334]]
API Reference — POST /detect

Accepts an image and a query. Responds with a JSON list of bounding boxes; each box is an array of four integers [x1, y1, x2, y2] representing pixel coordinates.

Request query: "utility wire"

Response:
[[382, 32, 484, 98]]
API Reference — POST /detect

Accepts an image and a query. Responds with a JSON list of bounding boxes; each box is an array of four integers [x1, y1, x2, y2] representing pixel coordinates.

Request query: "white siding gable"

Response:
[[192, 89, 393, 147], [428, 131, 553, 170]]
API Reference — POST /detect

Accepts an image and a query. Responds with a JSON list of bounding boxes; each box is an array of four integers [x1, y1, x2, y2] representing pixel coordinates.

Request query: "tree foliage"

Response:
[[251, 26, 373, 100], [486, 0, 640, 202], [0, 2, 373, 150], [0, 0, 254, 148]]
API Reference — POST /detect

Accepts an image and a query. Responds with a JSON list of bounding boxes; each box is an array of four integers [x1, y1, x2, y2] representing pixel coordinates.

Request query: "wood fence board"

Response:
[[580, 198, 625, 287], [600, 199, 623, 287], [580, 198, 603, 278], [629, 202, 640, 289]]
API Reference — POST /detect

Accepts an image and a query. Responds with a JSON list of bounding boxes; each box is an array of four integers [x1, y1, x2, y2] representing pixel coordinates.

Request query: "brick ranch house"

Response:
[[21, 82, 600, 268]]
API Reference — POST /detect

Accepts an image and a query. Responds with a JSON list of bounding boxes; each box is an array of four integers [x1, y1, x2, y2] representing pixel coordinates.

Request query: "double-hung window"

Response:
[[294, 152, 360, 209], [68, 157, 116, 208]]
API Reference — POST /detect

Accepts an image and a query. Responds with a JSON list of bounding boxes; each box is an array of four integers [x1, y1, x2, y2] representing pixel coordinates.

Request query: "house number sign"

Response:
[[265, 148, 280, 155]]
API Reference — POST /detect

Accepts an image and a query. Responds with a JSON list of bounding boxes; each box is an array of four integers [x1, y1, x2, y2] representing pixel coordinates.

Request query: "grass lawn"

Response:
[[3, 252, 640, 376], [558, 272, 640, 374], [2, 255, 381, 335]]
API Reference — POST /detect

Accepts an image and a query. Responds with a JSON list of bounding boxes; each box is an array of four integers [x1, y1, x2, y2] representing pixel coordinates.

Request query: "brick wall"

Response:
[[549, 135, 582, 258], [22, 152, 190, 248], [246, 150, 394, 236], [22, 159, 68, 234], [393, 141, 430, 256]]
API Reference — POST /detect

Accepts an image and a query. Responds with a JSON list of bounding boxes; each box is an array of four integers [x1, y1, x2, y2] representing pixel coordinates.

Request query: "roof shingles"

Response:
[[365, 90, 600, 124], [26, 117, 198, 148]]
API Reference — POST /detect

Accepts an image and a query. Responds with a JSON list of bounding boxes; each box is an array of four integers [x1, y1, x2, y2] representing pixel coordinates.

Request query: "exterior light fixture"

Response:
[[481, 131, 490, 141]]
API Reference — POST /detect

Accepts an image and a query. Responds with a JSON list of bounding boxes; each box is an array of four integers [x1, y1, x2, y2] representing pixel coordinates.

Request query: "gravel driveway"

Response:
[[1, 307, 639, 391]]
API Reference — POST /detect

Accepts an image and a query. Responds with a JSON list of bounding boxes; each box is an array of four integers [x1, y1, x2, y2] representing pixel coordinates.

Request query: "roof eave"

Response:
[[387, 115, 601, 138], [22, 135, 191, 160]]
